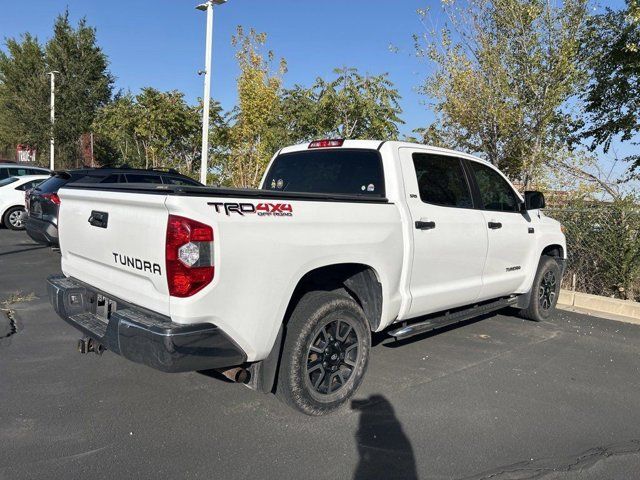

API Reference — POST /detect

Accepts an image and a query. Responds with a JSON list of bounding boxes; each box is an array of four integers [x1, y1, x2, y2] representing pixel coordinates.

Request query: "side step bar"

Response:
[[388, 296, 520, 340]]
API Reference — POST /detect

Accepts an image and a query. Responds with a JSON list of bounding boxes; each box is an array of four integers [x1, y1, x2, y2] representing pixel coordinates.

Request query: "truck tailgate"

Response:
[[57, 188, 170, 316]]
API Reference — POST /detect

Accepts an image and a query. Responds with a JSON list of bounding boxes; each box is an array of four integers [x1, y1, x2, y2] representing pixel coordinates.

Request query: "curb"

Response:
[[557, 289, 640, 324]]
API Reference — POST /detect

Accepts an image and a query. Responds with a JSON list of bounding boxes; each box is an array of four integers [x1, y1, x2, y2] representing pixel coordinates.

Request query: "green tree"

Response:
[[415, 0, 589, 186], [281, 67, 403, 142], [580, 0, 640, 176], [170, 98, 227, 178], [0, 11, 113, 167], [134, 88, 193, 169], [93, 89, 226, 177], [92, 93, 141, 166], [223, 27, 286, 188], [46, 11, 113, 167], [0, 34, 49, 161]]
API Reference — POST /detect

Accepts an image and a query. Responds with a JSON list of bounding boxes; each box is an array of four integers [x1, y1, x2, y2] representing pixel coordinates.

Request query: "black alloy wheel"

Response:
[[306, 318, 360, 397], [539, 270, 557, 311], [519, 255, 562, 322]]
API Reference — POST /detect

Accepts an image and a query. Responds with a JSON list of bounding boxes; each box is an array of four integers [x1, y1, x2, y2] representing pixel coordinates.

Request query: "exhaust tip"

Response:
[[218, 366, 251, 384], [235, 368, 250, 384]]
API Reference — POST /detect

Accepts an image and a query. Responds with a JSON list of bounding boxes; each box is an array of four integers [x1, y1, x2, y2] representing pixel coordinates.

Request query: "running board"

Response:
[[388, 296, 520, 340]]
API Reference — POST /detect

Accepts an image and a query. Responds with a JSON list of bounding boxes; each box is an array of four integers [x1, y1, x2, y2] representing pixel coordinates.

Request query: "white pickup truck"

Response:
[[48, 139, 566, 415]]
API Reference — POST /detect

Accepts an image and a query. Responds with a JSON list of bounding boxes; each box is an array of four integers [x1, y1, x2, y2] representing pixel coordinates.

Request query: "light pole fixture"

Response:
[[196, 0, 227, 185], [47, 71, 60, 171]]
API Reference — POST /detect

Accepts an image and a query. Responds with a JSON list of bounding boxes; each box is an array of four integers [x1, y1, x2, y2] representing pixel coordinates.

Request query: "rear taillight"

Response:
[[42, 193, 60, 205], [165, 215, 214, 297]]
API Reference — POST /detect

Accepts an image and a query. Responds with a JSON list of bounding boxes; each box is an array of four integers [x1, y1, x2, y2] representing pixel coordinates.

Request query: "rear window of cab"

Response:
[[263, 149, 385, 196]]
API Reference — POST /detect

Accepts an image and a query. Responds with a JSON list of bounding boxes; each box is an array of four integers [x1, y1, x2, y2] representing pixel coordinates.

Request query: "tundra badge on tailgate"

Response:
[[112, 252, 162, 275]]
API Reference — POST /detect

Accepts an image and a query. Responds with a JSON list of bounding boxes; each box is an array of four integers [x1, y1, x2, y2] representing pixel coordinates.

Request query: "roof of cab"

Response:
[[278, 139, 491, 166]]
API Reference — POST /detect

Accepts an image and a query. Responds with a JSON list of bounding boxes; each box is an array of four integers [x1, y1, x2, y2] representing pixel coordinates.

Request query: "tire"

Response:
[[276, 290, 371, 415], [519, 255, 562, 322], [3, 206, 26, 230]]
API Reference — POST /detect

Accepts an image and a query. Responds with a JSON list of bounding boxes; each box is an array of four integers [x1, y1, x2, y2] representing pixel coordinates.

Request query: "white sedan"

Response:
[[0, 175, 50, 230]]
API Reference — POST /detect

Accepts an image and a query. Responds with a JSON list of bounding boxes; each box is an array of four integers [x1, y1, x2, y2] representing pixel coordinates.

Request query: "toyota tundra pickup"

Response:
[[47, 139, 566, 415]]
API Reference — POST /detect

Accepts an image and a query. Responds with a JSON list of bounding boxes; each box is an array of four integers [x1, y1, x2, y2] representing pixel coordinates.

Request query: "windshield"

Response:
[[0, 177, 19, 188], [263, 149, 385, 196]]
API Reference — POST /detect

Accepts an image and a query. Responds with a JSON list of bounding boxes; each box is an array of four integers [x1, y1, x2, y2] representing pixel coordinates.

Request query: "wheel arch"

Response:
[[541, 244, 565, 259], [255, 262, 383, 394], [286, 263, 383, 331]]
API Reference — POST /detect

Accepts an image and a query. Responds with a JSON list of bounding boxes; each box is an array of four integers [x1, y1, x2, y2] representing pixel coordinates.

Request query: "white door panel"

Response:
[[400, 148, 488, 318], [465, 159, 536, 299], [478, 211, 532, 299]]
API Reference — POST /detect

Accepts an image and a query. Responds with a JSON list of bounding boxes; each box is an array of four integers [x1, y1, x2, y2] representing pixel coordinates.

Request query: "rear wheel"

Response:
[[3, 207, 26, 230], [519, 255, 562, 322], [276, 291, 371, 415]]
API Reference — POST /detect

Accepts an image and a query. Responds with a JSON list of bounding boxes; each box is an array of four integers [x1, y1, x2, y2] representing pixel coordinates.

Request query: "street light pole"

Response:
[[196, 0, 227, 185], [47, 71, 59, 171]]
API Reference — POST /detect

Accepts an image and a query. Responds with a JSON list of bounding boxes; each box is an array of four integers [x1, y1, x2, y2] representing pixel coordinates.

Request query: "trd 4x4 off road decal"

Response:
[[208, 202, 293, 217]]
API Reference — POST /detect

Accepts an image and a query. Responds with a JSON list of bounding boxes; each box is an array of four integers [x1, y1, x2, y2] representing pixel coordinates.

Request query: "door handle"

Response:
[[488, 221, 502, 229], [415, 220, 436, 230]]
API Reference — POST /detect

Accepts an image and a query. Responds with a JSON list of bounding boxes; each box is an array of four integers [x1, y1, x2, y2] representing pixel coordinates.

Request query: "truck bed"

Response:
[[56, 182, 403, 361]]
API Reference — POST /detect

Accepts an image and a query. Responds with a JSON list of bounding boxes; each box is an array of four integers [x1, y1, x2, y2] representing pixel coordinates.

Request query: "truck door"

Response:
[[399, 148, 488, 317], [464, 159, 534, 300]]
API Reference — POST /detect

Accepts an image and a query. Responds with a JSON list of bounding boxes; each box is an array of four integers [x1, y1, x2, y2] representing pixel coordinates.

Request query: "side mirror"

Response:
[[524, 191, 545, 210]]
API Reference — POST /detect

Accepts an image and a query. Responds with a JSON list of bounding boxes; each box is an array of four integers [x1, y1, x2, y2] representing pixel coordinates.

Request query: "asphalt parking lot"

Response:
[[1, 229, 640, 480]]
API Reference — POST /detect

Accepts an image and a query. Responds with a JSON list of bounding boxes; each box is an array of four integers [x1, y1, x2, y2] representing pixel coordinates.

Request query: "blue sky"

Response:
[[0, 0, 634, 181]]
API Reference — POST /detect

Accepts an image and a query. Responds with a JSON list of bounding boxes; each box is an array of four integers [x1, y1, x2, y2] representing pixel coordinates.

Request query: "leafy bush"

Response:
[[547, 198, 640, 300]]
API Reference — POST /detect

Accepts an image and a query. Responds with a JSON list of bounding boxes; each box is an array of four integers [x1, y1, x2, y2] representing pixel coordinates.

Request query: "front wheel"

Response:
[[3, 206, 26, 230], [276, 291, 371, 415], [519, 255, 562, 322]]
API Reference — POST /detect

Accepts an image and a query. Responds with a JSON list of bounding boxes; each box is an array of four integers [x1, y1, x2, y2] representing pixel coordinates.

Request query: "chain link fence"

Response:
[[545, 204, 640, 301]]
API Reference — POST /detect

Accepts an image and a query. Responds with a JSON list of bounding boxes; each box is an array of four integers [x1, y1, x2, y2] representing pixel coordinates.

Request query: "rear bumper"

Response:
[[26, 217, 58, 246], [47, 275, 246, 372]]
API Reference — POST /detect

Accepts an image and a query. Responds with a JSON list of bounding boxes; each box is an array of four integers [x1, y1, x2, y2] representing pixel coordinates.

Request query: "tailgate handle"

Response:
[[89, 211, 109, 229]]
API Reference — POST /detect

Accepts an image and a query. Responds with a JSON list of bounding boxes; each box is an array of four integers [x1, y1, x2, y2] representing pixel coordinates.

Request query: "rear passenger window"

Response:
[[412, 153, 473, 208], [164, 176, 201, 186], [73, 175, 108, 184], [125, 174, 162, 184], [468, 161, 520, 212], [100, 174, 125, 183]]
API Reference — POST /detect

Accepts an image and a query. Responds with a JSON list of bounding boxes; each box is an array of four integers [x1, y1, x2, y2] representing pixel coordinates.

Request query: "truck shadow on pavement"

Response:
[[351, 394, 418, 480]]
